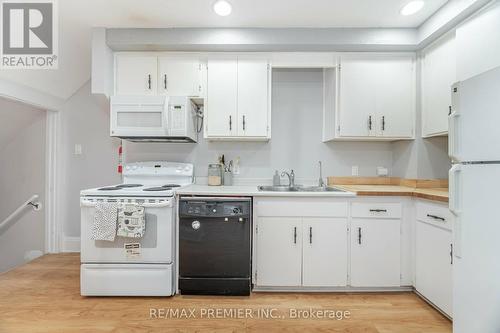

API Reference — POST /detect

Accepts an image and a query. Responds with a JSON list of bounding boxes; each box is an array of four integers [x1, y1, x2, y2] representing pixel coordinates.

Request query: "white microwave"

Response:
[[110, 95, 201, 143]]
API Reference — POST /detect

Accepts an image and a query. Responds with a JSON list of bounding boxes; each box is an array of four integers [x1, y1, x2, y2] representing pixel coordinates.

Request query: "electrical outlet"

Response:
[[74, 144, 82, 155], [351, 166, 359, 176]]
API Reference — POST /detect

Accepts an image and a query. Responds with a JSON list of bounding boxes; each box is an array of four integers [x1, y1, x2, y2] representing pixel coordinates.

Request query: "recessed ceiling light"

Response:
[[400, 1, 425, 16], [213, 0, 232, 16]]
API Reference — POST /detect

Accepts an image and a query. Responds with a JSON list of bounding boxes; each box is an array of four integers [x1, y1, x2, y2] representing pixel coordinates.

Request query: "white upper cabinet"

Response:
[[237, 58, 270, 137], [331, 53, 416, 141], [338, 56, 377, 138], [456, 2, 500, 81], [375, 56, 415, 138], [206, 56, 271, 140], [115, 55, 157, 95], [158, 55, 203, 96], [114, 53, 204, 97], [206, 57, 238, 137], [421, 33, 456, 137]]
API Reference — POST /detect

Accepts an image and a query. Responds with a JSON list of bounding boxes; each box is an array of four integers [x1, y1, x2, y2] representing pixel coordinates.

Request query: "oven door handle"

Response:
[[80, 199, 172, 208]]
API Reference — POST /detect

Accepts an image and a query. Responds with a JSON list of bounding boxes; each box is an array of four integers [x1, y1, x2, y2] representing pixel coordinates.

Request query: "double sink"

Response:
[[257, 185, 346, 192]]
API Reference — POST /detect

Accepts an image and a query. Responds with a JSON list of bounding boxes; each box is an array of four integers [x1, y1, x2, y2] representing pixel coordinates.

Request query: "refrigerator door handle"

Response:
[[448, 111, 460, 162], [449, 164, 462, 258], [449, 164, 462, 215]]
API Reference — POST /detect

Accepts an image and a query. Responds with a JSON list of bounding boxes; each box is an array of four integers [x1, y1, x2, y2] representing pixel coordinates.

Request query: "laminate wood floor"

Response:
[[0, 254, 451, 333]]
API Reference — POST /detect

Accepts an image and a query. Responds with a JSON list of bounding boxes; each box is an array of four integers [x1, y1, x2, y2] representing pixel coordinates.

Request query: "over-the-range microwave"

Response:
[[110, 95, 202, 143]]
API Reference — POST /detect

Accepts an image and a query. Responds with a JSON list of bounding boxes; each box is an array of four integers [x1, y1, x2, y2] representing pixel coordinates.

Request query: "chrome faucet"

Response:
[[281, 170, 295, 187], [318, 161, 325, 188]]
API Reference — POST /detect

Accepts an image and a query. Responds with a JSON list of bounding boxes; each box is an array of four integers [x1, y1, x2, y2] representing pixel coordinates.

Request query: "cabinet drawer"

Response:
[[351, 202, 402, 219], [255, 198, 348, 217], [416, 200, 452, 231]]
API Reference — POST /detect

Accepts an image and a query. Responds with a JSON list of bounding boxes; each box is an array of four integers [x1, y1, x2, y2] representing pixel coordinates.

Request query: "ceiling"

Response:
[[0, 98, 45, 150], [0, 0, 448, 101]]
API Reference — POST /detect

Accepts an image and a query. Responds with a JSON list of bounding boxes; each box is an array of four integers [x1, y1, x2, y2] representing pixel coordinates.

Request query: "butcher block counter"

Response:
[[328, 177, 449, 203]]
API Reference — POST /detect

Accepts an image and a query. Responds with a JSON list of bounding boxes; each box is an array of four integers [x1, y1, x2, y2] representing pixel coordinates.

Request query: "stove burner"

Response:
[[162, 184, 181, 188], [116, 184, 143, 188], [98, 187, 122, 191], [143, 187, 170, 192]]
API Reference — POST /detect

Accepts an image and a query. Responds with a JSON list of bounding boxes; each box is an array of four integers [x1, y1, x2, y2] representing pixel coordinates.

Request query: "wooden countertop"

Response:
[[328, 177, 449, 203]]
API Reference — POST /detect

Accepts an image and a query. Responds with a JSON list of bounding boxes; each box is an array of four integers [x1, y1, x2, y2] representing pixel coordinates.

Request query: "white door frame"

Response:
[[0, 79, 64, 253], [45, 110, 62, 253]]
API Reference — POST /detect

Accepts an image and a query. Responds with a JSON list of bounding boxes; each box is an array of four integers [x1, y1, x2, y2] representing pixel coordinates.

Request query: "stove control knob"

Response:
[[191, 220, 201, 230], [232, 207, 241, 214]]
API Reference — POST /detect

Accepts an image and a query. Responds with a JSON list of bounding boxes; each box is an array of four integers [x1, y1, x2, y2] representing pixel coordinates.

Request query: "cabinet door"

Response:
[[338, 56, 376, 137], [256, 217, 302, 287], [237, 58, 270, 137], [206, 58, 238, 137], [376, 56, 415, 138], [422, 34, 456, 137], [302, 218, 348, 287], [158, 56, 202, 96], [115, 55, 157, 95], [415, 221, 453, 316], [350, 218, 401, 287]]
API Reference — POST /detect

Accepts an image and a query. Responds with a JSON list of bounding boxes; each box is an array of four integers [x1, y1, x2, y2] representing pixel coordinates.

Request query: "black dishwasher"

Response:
[[178, 197, 252, 296]]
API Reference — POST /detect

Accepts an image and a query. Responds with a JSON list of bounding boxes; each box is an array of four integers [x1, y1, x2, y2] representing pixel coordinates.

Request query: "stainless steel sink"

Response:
[[257, 185, 302, 192], [257, 185, 346, 192], [299, 186, 346, 192]]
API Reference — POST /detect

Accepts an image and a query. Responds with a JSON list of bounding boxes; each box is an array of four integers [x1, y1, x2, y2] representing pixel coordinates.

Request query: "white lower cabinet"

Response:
[[255, 217, 302, 287], [350, 218, 401, 287], [302, 218, 348, 287], [415, 200, 453, 317], [255, 217, 348, 287]]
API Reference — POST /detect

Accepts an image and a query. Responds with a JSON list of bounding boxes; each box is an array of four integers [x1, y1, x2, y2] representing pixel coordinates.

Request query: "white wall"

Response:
[[392, 58, 451, 179], [59, 82, 121, 238], [0, 99, 46, 272], [125, 69, 394, 181]]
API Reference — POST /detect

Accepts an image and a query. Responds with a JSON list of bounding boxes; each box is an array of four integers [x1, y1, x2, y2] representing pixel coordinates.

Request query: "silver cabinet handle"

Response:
[[309, 227, 312, 244], [368, 116, 372, 130], [163, 74, 167, 90], [242, 115, 246, 131], [229, 115, 232, 131], [147, 74, 152, 90], [293, 227, 297, 244], [381, 116, 386, 131], [358, 227, 362, 244]]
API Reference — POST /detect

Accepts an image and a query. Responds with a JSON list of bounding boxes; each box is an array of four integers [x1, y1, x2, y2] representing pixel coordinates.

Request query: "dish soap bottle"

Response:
[[273, 170, 280, 186]]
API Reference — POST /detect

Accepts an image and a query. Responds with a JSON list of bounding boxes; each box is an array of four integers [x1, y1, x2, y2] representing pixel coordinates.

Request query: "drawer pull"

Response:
[[369, 209, 387, 213], [427, 214, 445, 221], [358, 227, 362, 245], [293, 227, 297, 244]]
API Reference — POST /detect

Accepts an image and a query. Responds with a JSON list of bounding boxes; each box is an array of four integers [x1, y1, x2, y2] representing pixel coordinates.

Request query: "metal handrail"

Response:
[[0, 195, 41, 235]]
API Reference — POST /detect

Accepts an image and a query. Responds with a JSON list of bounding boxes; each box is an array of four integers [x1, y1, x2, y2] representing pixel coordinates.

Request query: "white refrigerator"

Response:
[[449, 65, 500, 333]]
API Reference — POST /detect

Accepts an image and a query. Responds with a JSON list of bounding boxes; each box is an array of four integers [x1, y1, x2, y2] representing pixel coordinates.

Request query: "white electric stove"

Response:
[[80, 161, 193, 296]]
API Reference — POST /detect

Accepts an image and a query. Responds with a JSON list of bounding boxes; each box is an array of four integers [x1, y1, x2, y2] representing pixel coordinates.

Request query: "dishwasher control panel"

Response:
[[179, 198, 251, 217]]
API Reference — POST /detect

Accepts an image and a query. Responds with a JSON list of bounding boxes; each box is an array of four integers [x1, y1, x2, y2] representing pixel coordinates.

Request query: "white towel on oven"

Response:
[[116, 204, 146, 238], [92, 202, 119, 241]]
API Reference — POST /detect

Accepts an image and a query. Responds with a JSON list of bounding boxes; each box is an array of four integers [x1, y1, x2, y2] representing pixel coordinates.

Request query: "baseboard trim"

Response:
[[62, 236, 80, 252]]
